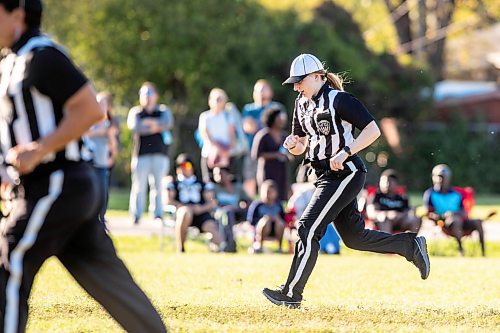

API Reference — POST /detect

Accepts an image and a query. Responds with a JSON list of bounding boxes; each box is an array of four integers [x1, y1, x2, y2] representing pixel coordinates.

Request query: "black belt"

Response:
[[308, 155, 367, 173]]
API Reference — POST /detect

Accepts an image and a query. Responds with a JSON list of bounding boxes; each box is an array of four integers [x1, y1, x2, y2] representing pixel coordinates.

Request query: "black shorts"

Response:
[[191, 212, 213, 231]]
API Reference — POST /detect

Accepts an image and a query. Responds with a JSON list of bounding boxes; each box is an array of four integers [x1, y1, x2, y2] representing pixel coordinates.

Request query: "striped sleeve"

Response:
[[27, 47, 87, 106], [335, 92, 375, 130], [292, 98, 306, 137]]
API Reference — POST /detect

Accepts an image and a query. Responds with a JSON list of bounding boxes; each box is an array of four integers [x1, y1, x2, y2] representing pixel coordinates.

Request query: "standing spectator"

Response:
[[242, 79, 286, 197], [225, 102, 248, 183], [366, 169, 422, 233], [198, 88, 236, 183], [85, 92, 116, 224], [423, 164, 484, 256], [247, 180, 286, 253], [165, 154, 222, 252], [0, 2, 166, 331], [99, 91, 120, 180], [127, 82, 174, 224], [252, 106, 289, 201]]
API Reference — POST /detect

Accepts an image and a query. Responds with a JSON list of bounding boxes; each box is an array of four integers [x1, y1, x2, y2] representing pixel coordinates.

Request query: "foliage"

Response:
[[388, 117, 500, 192], [27, 236, 500, 331], [41, 0, 433, 185], [42, 0, 431, 119]]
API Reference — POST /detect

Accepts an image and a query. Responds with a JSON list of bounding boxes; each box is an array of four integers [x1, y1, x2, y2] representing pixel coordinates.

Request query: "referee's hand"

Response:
[[329, 150, 348, 171], [283, 135, 299, 150], [6, 142, 45, 175]]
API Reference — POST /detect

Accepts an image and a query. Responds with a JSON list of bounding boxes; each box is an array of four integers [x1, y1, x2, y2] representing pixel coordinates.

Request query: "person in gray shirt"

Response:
[[85, 92, 117, 224]]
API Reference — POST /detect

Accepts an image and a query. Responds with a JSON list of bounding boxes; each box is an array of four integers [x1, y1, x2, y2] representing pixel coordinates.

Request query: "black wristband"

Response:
[[343, 146, 352, 156]]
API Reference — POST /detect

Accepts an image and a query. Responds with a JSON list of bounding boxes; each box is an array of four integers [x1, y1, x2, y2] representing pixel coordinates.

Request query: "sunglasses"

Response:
[[139, 87, 155, 97], [178, 162, 193, 170]]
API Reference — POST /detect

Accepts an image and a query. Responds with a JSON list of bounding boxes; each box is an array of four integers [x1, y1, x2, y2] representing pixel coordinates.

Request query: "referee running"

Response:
[[263, 54, 430, 308], [0, 1, 166, 332]]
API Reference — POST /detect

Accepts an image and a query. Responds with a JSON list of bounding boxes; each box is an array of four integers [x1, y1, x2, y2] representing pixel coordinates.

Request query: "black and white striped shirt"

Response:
[[292, 83, 374, 162], [0, 31, 89, 178]]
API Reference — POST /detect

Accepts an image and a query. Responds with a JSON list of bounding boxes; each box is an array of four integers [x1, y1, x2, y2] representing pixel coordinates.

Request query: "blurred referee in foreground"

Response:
[[0, 1, 166, 332]]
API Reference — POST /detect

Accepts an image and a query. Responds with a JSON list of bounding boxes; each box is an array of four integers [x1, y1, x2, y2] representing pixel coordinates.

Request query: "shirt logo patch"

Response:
[[318, 120, 330, 135]]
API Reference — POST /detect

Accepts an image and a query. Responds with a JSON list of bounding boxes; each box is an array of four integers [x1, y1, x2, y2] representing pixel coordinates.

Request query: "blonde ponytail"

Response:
[[325, 72, 345, 91]]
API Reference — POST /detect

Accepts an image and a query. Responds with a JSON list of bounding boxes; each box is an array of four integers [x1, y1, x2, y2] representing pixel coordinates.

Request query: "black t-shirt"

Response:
[[1, 31, 88, 179], [370, 191, 409, 212], [292, 85, 375, 162], [167, 176, 214, 205], [134, 108, 169, 156], [26, 49, 87, 108]]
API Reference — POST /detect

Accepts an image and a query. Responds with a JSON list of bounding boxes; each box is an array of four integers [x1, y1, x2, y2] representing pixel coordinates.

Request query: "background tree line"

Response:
[[41, 0, 498, 192]]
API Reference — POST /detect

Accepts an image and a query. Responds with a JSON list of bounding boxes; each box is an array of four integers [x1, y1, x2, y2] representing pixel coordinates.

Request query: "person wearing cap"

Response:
[[262, 53, 430, 308], [366, 169, 422, 233], [423, 164, 484, 256], [0, 1, 166, 332], [242, 80, 286, 198], [127, 81, 174, 224], [165, 154, 222, 252]]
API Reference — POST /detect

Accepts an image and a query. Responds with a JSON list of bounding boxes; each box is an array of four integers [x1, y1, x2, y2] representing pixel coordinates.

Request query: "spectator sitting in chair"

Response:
[[366, 169, 422, 234], [165, 154, 222, 252], [423, 164, 485, 256], [213, 166, 250, 223], [247, 180, 285, 253], [212, 166, 250, 252]]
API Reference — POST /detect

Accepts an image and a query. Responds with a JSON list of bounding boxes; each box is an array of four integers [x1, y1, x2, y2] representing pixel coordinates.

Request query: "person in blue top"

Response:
[[241, 79, 286, 198], [423, 164, 484, 256], [246, 180, 286, 253]]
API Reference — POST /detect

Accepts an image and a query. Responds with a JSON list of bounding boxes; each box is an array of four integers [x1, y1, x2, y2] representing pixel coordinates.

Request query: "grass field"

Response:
[[27, 237, 500, 332]]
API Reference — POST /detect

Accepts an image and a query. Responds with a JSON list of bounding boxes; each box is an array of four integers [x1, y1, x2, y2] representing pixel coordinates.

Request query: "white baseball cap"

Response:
[[282, 53, 324, 85]]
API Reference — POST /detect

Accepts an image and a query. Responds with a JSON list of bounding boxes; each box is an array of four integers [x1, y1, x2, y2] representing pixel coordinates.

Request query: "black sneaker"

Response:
[[262, 288, 301, 309], [412, 236, 430, 279]]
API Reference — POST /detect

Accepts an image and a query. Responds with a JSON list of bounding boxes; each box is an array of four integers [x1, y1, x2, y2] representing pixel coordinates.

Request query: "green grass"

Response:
[[26, 236, 500, 332], [108, 188, 131, 211]]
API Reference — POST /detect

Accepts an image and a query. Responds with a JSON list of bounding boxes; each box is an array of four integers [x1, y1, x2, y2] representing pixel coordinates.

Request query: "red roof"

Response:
[[434, 91, 500, 123]]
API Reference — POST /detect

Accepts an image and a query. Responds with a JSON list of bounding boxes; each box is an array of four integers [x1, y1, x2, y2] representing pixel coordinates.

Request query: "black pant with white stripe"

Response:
[[282, 161, 416, 301], [0, 162, 166, 333]]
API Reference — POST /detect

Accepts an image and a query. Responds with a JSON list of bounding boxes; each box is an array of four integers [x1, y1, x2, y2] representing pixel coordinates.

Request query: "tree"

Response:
[[41, 0, 433, 185], [384, 0, 499, 80]]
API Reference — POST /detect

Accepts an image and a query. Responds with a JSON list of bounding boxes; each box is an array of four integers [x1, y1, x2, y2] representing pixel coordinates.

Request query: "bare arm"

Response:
[[191, 190, 218, 215], [345, 121, 380, 155], [166, 189, 182, 207], [330, 121, 381, 171]]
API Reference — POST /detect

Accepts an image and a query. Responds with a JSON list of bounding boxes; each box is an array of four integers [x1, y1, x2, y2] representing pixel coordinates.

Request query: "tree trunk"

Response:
[[384, 0, 413, 54], [413, 0, 427, 61], [425, 0, 455, 80]]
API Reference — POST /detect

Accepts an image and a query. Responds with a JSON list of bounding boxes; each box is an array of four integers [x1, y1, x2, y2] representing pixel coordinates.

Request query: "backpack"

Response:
[[319, 223, 341, 254]]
